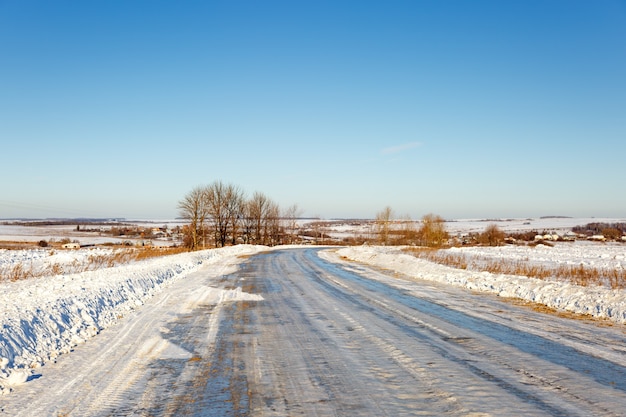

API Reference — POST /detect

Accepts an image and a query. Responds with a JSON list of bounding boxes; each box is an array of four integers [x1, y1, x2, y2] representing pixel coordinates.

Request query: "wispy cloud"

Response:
[[380, 141, 423, 155]]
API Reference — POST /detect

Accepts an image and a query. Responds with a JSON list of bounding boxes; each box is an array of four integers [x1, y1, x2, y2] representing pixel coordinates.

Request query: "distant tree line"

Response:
[[572, 222, 626, 240], [178, 181, 301, 249], [184, 190, 625, 250]]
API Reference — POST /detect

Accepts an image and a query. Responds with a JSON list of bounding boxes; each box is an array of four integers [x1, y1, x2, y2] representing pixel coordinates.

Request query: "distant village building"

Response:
[[151, 228, 167, 238], [563, 231, 577, 241], [535, 232, 561, 241]]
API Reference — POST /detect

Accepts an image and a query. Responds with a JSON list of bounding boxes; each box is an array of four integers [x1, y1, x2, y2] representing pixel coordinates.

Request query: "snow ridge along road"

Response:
[[2, 247, 626, 416], [1, 247, 267, 415]]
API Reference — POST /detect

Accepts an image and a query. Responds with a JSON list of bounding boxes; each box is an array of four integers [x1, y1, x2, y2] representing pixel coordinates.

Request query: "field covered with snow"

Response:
[[448, 241, 626, 272], [0, 219, 186, 247], [0, 247, 132, 280], [444, 216, 626, 235]]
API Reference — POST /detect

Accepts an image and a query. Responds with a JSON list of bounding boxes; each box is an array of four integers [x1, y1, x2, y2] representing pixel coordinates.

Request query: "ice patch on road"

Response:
[[0, 369, 30, 387], [138, 336, 193, 360], [220, 287, 264, 302], [184, 286, 264, 311]]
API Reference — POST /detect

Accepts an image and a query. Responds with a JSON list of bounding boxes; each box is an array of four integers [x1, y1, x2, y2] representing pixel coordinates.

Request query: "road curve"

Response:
[[172, 248, 626, 416]]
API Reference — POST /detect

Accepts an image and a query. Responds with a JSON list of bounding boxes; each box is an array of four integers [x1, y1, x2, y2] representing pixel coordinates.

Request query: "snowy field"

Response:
[[448, 241, 626, 272], [0, 247, 130, 279], [444, 216, 626, 235], [314, 216, 626, 241], [0, 224, 116, 245], [0, 219, 186, 246], [2, 216, 625, 244]]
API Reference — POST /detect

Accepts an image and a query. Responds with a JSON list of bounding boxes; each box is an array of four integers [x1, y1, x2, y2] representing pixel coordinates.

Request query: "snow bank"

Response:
[[332, 246, 626, 324], [0, 245, 266, 393]]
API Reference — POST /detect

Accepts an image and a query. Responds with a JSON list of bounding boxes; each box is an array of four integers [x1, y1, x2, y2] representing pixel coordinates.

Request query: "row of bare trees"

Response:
[[179, 186, 512, 249], [178, 181, 301, 249]]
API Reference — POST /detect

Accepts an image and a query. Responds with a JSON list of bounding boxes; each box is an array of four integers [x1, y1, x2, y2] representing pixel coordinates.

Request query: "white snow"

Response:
[[0, 244, 267, 394], [445, 217, 626, 235], [329, 244, 626, 324], [0, 224, 119, 245], [447, 241, 626, 271], [0, 247, 131, 278]]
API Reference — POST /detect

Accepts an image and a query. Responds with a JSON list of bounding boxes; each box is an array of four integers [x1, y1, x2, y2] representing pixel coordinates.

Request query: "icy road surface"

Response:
[[3, 248, 626, 416]]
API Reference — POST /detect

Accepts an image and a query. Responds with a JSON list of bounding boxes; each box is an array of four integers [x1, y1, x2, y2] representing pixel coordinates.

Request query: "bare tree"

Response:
[[376, 206, 394, 245], [180, 182, 295, 248], [282, 203, 303, 244], [177, 186, 208, 250], [265, 200, 282, 245], [478, 224, 506, 246], [418, 213, 449, 247], [241, 199, 256, 244], [225, 185, 244, 245], [205, 181, 244, 247], [311, 215, 322, 244], [398, 214, 418, 245], [247, 191, 272, 245]]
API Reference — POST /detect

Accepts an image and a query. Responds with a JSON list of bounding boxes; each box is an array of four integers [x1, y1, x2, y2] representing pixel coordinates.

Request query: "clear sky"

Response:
[[1, 1, 625, 220]]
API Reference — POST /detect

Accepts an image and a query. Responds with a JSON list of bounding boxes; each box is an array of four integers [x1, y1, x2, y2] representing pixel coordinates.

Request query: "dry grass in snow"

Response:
[[404, 245, 626, 289], [0, 247, 188, 282]]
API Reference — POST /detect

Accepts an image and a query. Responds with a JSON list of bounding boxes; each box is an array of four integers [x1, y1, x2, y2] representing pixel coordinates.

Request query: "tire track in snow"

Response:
[[11, 290, 174, 417], [314, 248, 626, 416], [2, 255, 260, 416], [238, 251, 488, 415]]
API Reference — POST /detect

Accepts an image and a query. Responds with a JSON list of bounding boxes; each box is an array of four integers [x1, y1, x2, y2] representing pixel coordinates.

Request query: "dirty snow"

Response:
[[331, 243, 626, 324]]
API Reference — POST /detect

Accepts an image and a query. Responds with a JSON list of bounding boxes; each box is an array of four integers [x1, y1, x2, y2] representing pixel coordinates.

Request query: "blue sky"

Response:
[[1, 1, 625, 220]]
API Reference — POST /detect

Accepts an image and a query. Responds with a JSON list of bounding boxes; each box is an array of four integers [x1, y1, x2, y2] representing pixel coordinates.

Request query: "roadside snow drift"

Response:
[[332, 245, 626, 324], [0, 245, 266, 393]]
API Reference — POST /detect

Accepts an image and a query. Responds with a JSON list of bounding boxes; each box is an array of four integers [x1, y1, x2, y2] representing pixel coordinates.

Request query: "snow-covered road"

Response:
[[241, 249, 626, 416], [0, 246, 266, 416], [2, 247, 626, 416]]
